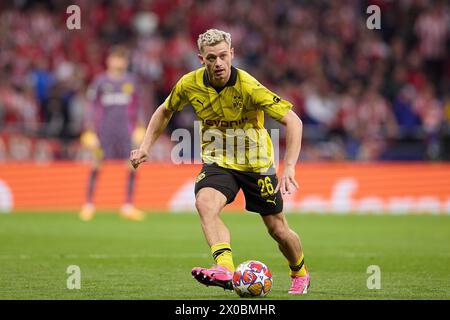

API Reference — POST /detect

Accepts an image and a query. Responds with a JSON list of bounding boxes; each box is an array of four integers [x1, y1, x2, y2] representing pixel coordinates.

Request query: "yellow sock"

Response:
[[211, 242, 235, 272], [289, 253, 307, 277]]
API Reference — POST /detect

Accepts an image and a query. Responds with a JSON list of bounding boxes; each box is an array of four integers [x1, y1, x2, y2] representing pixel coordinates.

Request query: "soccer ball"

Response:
[[232, 260, 273, 297]]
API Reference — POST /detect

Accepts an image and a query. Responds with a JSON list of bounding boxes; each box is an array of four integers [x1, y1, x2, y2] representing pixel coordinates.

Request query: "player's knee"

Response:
[[195, 188, 226, 215], [267, 224, 289, 242], [195, 194, 218, 216], [195, 196, 207, 213]]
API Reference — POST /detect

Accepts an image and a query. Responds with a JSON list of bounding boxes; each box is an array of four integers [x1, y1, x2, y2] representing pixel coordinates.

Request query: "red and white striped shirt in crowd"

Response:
[[414, 8, 449, 59]]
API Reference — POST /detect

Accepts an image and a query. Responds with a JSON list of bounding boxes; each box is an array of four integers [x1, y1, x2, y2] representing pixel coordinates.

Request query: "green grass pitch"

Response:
[[0, 212, 449, 300]]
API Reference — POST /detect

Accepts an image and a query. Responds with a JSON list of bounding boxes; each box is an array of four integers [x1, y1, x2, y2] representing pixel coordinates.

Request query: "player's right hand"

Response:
[[130, 149, 148, 169], [275, 165, 299, 195]]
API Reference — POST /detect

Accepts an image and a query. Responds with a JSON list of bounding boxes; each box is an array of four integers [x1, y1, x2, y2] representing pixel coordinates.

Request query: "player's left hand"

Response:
[[275, 165, 299, 195]]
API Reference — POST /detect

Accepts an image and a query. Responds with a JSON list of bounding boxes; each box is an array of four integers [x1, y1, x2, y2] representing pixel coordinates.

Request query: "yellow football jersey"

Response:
[[164, 66, 293, 172]]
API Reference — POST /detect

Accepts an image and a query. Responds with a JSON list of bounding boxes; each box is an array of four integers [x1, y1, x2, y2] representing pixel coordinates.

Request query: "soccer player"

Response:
[[79, 45, 145, 221], [130, 29, 309, 294]]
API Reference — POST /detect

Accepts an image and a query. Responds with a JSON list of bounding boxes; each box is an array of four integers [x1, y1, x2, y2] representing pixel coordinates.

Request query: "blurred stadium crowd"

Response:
[[0, 0, 449, 162]]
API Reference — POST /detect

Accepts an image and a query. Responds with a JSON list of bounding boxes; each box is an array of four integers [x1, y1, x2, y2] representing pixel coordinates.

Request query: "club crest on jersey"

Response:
[[122, 83, 134, 94], [233, 95, 243, 109], [273, 96, 281, 103]]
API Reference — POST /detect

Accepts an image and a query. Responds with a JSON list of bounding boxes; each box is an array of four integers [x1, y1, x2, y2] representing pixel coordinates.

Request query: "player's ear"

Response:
[[197, 53, 205, 65]]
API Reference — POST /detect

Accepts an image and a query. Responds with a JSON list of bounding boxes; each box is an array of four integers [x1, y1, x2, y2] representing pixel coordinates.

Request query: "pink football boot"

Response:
[[191, 265, 234, 290], [288, 273, 311, 294]]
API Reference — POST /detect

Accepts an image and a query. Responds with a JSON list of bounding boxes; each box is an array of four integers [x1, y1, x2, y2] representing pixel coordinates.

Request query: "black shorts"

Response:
[[194, 163, 283, 216]]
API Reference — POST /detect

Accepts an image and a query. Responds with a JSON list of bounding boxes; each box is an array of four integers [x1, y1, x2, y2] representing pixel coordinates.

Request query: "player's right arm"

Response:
[[130, 103, 173, 169]]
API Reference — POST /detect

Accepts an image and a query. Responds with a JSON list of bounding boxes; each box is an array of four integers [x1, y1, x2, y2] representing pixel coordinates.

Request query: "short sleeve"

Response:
[[251, 83, 293, 121], [164, 76, 190, 112]]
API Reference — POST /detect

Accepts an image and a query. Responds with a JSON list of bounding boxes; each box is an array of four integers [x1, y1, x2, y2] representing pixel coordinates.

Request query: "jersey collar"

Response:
[[203, 66, 237, 93]]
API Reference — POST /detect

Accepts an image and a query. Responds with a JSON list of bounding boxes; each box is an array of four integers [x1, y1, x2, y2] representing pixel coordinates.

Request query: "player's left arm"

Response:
[[249, 78, 302, 195], [275, 110, 302, 195]]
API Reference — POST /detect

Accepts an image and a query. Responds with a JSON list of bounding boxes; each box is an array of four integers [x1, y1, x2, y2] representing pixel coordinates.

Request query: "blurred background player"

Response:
[[79, 46, 146, 221]]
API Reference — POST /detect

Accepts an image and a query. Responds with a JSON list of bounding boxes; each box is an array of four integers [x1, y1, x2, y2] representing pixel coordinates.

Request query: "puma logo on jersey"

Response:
[[266, 199, 276, 205]]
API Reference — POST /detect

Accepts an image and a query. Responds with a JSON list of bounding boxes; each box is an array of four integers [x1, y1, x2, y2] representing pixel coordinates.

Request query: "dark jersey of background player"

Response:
[[86, 72, 139, 159]]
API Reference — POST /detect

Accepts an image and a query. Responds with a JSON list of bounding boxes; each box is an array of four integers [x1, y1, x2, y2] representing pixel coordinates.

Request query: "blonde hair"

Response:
[[197, 29, 231, 53]]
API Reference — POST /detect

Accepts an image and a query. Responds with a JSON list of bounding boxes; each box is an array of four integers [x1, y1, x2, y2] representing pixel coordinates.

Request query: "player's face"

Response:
[[198, 41, 234, 87], [107, 55, 129, 73]]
